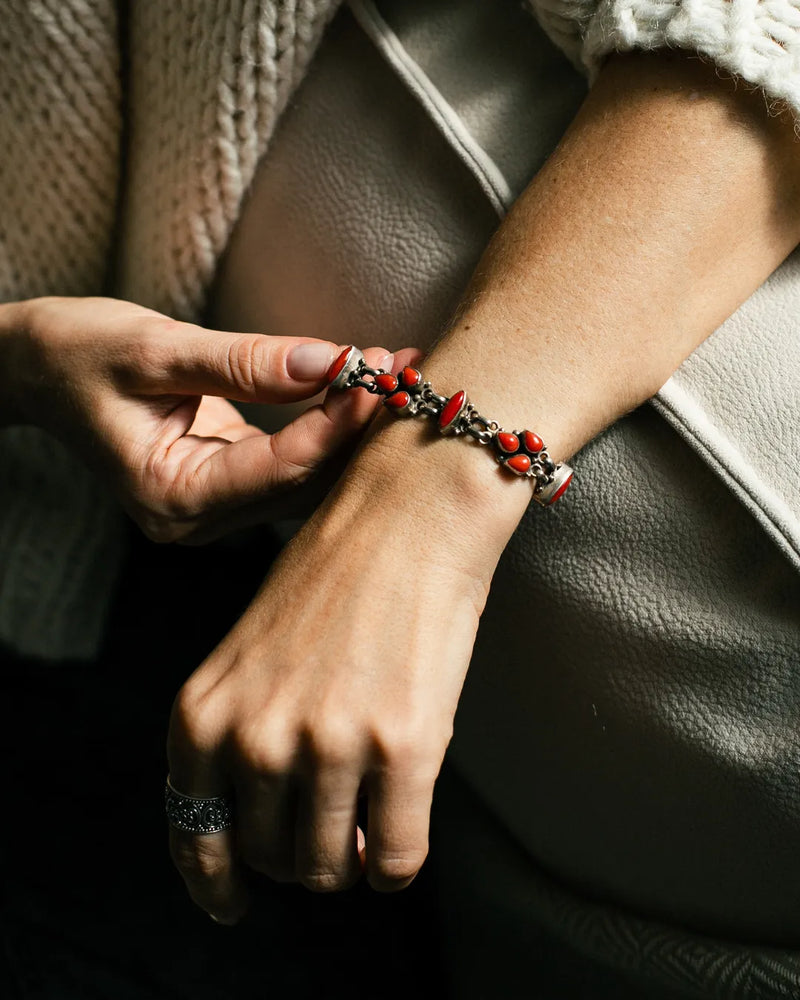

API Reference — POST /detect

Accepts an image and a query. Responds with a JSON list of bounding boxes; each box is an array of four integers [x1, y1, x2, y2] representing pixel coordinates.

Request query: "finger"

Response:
[[134, 326, 343, 404], [168, 703, 249, 923], [159, 348, 395, 516], [169, 826, 247, 925], [236, 773, 298, 884], [259, 342, 427, 475], [142, 345, 424, 532], [313, 345, 424, 438], [265, 346, 396, 471], [295, 765, 362, 893], [364, 770, 435, 893]]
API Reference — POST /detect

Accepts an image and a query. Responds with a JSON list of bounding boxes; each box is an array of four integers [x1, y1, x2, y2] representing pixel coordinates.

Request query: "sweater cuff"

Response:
[[581, 0, 800, 120], [568, 1, 800, 128]]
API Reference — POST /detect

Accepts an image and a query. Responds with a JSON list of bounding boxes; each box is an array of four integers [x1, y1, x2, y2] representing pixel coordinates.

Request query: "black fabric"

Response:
[[0, 526, 444, 999], [0, 523, 703, 999]]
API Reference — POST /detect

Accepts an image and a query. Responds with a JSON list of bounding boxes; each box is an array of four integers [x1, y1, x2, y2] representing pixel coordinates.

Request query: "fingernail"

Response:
[[209, 913, 238, 926], [286, 342, 336, 381], [379, 352, 394, 372]]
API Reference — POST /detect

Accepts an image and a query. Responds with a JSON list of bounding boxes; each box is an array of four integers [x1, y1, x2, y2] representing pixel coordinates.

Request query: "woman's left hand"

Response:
[[166, 417, 524, 921]]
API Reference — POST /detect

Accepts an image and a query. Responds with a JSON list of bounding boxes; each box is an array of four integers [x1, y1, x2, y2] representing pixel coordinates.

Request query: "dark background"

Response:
[[0, 526, 444, 999]]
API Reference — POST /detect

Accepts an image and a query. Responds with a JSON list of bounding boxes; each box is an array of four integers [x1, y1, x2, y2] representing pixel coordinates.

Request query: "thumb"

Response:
[[135, 326, 340, 404]]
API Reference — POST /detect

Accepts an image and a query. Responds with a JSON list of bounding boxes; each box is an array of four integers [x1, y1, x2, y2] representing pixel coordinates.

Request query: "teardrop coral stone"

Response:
[[375, 373, 399, 393], [385, 391, 411, 411], [497, 432, 519, 454], [522, 430, 543, 454], [438, 390, 466, 431], [327, 347, 353, 384], [400, 367, 422, 388], [506, 454, 531, 475]]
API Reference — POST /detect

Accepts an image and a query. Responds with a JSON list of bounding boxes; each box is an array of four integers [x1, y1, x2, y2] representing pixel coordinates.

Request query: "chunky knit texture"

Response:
[[0, 0, 341, 659], [531, 0, 800, 128], [118, 0, 340, 320], [2, 0, 800, 659], [0, 1, 126, 660], [0, 1, 121, 299]]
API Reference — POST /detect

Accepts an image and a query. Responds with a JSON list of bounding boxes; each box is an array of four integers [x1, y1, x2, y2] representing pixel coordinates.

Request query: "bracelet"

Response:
[[327, 346, 573, 506]]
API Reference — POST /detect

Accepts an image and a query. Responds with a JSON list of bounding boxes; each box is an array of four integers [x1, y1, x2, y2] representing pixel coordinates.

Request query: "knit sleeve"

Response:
[[527, 1, 800, 126]]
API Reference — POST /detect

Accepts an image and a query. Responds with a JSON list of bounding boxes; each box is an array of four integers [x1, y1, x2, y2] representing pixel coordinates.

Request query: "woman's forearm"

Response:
[[432, 47, 800, 456], [348, 47, 800, 545]]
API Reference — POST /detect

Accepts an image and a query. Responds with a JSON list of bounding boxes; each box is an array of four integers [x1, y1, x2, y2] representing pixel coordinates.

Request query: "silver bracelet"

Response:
[[327, 346, 573, 506]]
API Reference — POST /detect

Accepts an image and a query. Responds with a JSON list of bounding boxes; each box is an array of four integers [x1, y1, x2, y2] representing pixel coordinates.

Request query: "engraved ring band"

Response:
[[164, 776, 234, 835]]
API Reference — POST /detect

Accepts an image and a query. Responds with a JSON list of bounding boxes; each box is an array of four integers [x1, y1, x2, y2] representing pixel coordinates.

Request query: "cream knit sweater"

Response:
[[2, 0, 799, 660]]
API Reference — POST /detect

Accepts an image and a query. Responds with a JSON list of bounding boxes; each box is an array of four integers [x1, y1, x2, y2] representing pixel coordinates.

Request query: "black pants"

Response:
[[0, 526, 443, 999]]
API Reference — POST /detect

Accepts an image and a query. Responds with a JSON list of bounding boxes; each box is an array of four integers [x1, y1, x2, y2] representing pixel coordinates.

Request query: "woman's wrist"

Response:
[[324, 407, 533, 586], [328, 347, 573, 504]]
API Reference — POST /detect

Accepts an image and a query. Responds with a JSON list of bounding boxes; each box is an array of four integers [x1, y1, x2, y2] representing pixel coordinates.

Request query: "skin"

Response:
[[165, 48, 800, 923], [0, 296, 418, 541], [4, 47, 800, 923]]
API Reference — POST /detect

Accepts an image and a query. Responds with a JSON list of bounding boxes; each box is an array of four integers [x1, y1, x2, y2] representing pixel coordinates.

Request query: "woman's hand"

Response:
[[1, 295, 412, 542], [166, 420, 526, 922]]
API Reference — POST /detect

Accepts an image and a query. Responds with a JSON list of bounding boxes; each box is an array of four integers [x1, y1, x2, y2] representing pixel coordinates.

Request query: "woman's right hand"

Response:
[[0, 296, 407, 543]]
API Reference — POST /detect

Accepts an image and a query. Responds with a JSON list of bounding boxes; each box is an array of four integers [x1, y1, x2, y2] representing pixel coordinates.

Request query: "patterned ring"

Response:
[[164, 776, 233, 834]]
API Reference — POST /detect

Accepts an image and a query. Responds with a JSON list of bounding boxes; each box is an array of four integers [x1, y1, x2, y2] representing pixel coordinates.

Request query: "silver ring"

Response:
[[164, 776, 233, 834]]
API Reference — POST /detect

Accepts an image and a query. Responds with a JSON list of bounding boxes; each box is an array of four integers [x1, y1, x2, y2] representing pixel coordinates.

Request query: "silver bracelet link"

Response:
[[327, 346, 573, 506]]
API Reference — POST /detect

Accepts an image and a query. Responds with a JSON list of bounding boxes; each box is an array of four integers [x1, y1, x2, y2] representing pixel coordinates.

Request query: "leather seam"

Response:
[[652, 387, 800, 573], [347, 0, 512, 217]]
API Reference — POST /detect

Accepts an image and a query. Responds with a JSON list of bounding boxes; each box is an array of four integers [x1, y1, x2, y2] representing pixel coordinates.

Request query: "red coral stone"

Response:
[[438, 390, 466, 431], [327, 346, 353, 384], [497, 432, 519, 454], [375, 373, 399, 393], [522, 430, 544, 454], [547, 472, 573, 504], [385, 391, 411, 411], [400, 366, 422, 388], [506, 454, 532, 475]]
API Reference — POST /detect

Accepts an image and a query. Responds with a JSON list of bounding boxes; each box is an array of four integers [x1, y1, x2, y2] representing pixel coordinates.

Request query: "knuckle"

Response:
[[23, 299, 73, 371], [134, 323, 170, 375], [372, 850, 427, 888], [231, 725, 293, 777], [137, 513, 186, 545], [304, 720, 359, 770], [369, 719, 444, 774], [125, 467, 201, 544], [225, 335, 270, 397], [170, 679, 225, 756], [142, 314, 186, 347], [28, 294, 70, 327], [170, 837, 229, 883], [140, 451, 186, 508], [131, 316, 195, 389], [267, 435, 317, 488], [300, 870, 353, 894]]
